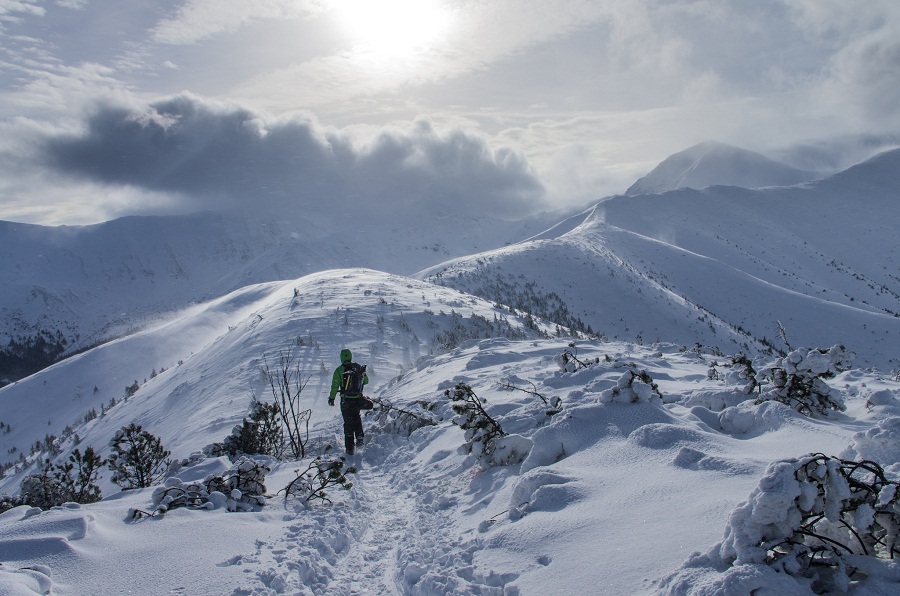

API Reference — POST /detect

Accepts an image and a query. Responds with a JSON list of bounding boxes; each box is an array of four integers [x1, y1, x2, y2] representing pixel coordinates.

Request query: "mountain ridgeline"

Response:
[[423, 147, 900, 371], [1, 143, 898, 388]]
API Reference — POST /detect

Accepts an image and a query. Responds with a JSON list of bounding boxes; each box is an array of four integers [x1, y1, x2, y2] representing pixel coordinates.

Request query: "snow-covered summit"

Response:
[[626, 140, 821, 195]]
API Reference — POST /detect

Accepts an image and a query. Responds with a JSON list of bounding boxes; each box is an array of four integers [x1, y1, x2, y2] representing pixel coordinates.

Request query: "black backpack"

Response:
[[340, 362, 366, 397]]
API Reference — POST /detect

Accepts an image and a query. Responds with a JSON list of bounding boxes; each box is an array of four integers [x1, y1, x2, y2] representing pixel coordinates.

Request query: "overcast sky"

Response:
[[1, 0, 899, 225]]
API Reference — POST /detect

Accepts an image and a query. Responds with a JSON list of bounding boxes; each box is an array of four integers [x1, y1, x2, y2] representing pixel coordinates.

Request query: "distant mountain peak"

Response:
[[626, 141, 820, 195]]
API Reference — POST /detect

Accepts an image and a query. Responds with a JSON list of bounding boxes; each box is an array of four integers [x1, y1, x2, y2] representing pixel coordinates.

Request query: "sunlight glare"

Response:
[[335, 0, 452, 58]]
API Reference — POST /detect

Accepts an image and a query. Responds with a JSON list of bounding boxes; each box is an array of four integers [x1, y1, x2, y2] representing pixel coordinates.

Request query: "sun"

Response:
[[334, 0, 453, 58]]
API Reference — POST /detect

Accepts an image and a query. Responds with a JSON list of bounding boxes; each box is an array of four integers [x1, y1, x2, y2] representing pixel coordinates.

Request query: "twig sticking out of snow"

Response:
[[445, 382, 506, 462], [367, 397, 437, 437], [279, 455, 356, 505], [499, 378, 562, 416]]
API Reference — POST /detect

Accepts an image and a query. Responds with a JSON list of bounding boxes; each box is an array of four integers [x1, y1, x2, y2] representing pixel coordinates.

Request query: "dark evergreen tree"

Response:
[[52, 447, 103, 504], [222, 399, 284, 457], [107, 423, 171, 489]]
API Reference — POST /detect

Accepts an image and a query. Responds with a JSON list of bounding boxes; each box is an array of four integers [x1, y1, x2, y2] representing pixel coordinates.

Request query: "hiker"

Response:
[[328, 348, 369, 455]]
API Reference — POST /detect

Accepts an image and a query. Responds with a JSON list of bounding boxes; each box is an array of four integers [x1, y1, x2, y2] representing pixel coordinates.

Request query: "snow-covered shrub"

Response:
[[555, 343, 599, 372], [366, 397, 438, 437], [0, 494, 25, 514], [726, 353, 761, 394], [708, 354, 760, 393], [599, 369, 663, 405], [445, 382, 506, 463], [206, 457, 269, 511], [107, 423, 171, 489], [755, 345, 852, 416], [145, 477, 216, 516], [18, 469, 65, 510], [221, 399, 283, 458], [19, 447, 103, 509], [486, 434, 533, 467], [507, 469, 578, 522], [281, 455, 356, 505], [137, 456, 269, 517], [841, 416, 900, 469], [865, 389, 898, 410], [665, 454, 900, 594]]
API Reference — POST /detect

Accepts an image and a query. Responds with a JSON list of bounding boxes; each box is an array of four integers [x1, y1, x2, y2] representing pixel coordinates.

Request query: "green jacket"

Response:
[[328, 348, 368, 401]]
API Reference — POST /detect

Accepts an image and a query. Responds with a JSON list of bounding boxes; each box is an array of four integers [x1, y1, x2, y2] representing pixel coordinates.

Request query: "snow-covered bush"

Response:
[[841, 416, 900, 469], [865, 388, 898, 410], [755, 345, 852, 416], [366, 397, 438, 437], [206, 457, 269, 511], [599, 369, 663, 405], [18, 470, 65, 510], [663, 454, 900, 594], [555, 343, 599, 373], [281, 455, 356, 505], [145, 477, 216, 516], [18, 447, 103, 509], [137, 456, 269, 517], [486, 434, 533, 467], [0, 494, 24, 514], [107, 423, 171, 489], [445, 382, 506, 463], [725, 353, 760, 394]]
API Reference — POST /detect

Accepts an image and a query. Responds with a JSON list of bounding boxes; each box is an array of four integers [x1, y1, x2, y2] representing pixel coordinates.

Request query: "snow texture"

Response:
[[0, 144, 899, 595]]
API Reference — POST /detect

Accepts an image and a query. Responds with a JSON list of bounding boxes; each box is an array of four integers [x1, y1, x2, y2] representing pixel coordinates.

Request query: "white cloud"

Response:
[[0, 1, 44, 20], [151, 0, 329, 45]]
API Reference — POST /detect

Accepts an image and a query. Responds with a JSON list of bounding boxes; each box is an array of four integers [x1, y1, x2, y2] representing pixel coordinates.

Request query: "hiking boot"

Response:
[[346, 446, 354, 455], [356, 435, 364, 447]]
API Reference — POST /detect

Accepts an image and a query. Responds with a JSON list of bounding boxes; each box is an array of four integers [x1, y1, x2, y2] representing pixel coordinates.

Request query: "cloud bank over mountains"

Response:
[[2, 1, 899, 225], [37, 94, 545, 221]]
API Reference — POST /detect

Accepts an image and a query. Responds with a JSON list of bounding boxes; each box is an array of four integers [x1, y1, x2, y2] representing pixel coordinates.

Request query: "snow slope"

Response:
[[0, 206, 560, 382], [422, 148, 900, 370], [626, 141, 821, 196], [1, 267, 898, 594]]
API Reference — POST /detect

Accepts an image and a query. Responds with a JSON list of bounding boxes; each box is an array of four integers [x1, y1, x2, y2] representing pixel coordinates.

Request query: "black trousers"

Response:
[[340, 397, 364, 452]]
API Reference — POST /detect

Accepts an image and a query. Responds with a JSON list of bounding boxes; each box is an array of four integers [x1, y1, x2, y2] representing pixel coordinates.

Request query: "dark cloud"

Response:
[[41, 94, 545, 219]]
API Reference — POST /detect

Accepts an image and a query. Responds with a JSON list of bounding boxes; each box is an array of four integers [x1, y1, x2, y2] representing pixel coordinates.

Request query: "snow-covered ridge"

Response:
[[0, 268, 554, 481], [424, 147, 900, 370], [0, 206, 560, 383]]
